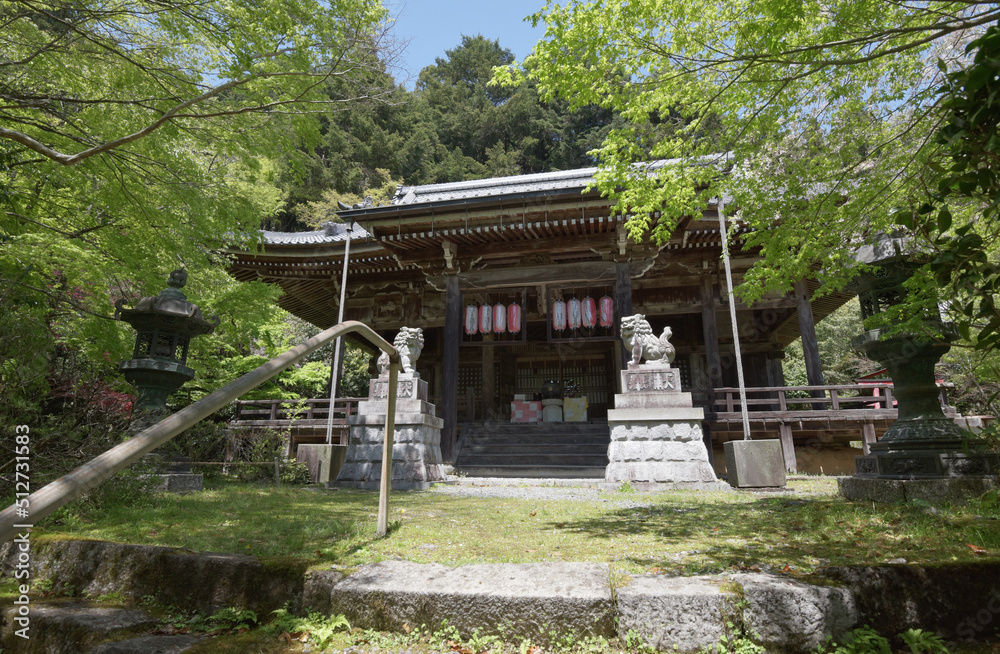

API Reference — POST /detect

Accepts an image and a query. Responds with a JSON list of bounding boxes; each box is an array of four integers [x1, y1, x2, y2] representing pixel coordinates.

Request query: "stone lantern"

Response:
[[840, 236, 998, 500], [115, 269, 218, 411]]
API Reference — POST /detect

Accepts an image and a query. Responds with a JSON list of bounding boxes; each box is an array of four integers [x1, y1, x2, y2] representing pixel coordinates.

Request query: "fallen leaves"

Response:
[[278, 631, 308, 644], [967, 543, 988, 555]]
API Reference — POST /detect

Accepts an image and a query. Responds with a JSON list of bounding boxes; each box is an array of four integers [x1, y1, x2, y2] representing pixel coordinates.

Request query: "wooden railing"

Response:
[[693, 382, 952, 420], [232, 397, 364, 426]]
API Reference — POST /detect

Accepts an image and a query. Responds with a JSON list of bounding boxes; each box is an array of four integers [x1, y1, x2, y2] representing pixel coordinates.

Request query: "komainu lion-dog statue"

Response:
[[377, 327, 424, 375], [620, 314, 676, 366]]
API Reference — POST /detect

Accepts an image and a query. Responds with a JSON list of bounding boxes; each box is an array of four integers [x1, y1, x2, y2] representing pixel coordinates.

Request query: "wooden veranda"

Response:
[[227, 382, 968, 475]]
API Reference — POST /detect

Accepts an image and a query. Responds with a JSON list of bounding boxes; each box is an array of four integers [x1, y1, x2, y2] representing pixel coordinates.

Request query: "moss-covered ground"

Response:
[[5, 476, 1000, 652], [33, 476, 1000, 577]]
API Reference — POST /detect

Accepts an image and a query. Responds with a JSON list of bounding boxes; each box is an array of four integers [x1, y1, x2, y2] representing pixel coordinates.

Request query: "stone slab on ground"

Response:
[[616, 573, 856, 653], [820, 560, 1000, 639], [91, 634, 205, 653], [151, 473, 203, 492], [838, 476, 1000, 503], [0, 540, 307, 616], [733, 573, 857, 652], [307, 560, 616, 643], [615, 575, 728, 651], [1, 603, 156, 653]]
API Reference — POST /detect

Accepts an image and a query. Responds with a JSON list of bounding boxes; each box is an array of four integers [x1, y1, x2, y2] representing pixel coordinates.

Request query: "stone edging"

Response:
[[3, 540, 1000, 651]]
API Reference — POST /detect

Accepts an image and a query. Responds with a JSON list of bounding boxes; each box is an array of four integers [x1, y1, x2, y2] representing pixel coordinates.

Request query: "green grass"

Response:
[[34, 477, 1000, 576]]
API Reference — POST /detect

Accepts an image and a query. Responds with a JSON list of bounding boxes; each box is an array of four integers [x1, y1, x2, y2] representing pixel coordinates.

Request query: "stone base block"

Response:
[[336, 417, 446, 490], [296, 444, 347, 484], [150, 473, 202, 492], [305, 561, 615, 645], [723, 440, 786, 488], [853, 447, 1000, 479], [616, 572, 856, 653], [838, 476, 1000, 504], [605, 420, 717, 487]]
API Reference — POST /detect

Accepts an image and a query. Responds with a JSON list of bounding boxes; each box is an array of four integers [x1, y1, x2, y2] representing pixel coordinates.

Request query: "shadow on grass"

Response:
[[539, 493, 997, 574], [41, 482, 1000, 574]]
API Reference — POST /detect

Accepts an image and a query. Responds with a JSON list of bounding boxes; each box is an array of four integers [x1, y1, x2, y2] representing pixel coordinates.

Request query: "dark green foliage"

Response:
[[892, 23, 1000, 353], [275, 34, 619, 229]]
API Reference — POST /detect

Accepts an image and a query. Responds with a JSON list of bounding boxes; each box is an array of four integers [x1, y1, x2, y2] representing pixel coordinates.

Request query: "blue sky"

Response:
[[385, 0, 548, 86]]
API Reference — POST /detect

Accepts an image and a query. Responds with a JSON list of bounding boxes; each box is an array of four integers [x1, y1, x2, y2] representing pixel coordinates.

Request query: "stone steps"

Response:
[[459, 453, 610, 466], [453, 465, 609, 478], [4, 538, 1000, 651], [464, 443, 609, 454], [456, 423, 611, 476], [462, 434, 612, 446], [0, 602, 203, 653]]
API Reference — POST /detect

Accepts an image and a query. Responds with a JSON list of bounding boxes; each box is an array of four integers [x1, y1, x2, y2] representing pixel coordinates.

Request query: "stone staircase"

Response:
[[1, 602, 204, 653], [454, 422, 611, 478]]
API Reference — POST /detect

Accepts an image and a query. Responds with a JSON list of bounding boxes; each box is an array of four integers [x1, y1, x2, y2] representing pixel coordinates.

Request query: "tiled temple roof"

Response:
[[391, 167, 601, 206], [261, 222, 368, 245]]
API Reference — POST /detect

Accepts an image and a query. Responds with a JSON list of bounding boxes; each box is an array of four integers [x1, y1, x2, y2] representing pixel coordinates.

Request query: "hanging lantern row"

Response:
[[465, 302, 522, 336], [600, 296, 614, 327], [552, 295, 614, 332]]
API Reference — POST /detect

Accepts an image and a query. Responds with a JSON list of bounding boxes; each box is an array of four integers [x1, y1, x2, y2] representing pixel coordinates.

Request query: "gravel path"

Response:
[[428, 478, 667, 507]]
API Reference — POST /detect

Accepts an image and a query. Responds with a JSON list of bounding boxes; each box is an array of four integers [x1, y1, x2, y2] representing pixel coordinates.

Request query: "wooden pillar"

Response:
[[482, 345, 495, 421], [794, 279, 825, 387], [700, 276, 722, 389], [778, 423, 797, 473], [615, 262, 633, 367], [861, 421, 877, 455], [441, 274, 460, 463]]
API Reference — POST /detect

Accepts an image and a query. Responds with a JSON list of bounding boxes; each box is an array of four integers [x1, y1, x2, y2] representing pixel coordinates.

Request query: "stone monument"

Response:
[[336, 327, 447, 490], [605, 315, 720, 489], [839, 236, 999, 502], [115, 269, 218, 492]]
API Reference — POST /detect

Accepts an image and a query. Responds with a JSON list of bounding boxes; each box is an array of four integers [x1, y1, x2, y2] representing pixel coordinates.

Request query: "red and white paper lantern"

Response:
[[464, 305, 479, 335], [552, 298, 567, 332], [479, 303, 493, 334], [493, 302, 507, 333], [507, 302, 522, 334], [599, 296, 614, 328], [567, 297, 582, 329], [582, 296, 597, 329]]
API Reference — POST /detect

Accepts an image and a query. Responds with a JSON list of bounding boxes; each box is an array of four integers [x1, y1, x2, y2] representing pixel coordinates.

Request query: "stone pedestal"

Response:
[[297, 444, 348, 484], [153, 473, 203, 492], [141, 450, 203, 492], [605, 364, 720, 489], [336, 372, 446, 490], [842, 329, 1000, 502], [541, 398, 564, 423]]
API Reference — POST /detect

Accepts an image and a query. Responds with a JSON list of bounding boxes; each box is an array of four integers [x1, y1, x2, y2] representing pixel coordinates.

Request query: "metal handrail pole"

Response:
[[376, 361, 399, 537], [0, 320, 398, 545]]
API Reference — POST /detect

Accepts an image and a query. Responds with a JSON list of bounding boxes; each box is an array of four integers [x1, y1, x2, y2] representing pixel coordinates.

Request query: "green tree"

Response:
[[269, 64, 414, 230], [0, 0, 395, 482], [0, 0, 392, 378], [509, 1, 999, 321], [893, 24, 1000, 351], [783, 299, 880, 387], [402, 34, 616, 184]]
